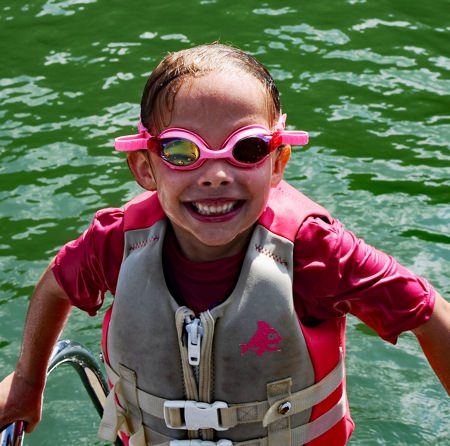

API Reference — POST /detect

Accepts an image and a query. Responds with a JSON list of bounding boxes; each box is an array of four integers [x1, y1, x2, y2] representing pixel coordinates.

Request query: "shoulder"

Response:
[[122, 191, 165, 231], [294, 216, 346, 266], [89, 191, 165, 234], [84, 207, 125, 243], [92, 206, 125, 228], [259, 181, 332, 241], [294, 216, 380, 268]]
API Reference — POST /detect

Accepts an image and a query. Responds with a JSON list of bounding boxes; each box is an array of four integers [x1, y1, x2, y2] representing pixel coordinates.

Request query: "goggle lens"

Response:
[[161, 138, 200, 167], [232, 136, 271, 164]]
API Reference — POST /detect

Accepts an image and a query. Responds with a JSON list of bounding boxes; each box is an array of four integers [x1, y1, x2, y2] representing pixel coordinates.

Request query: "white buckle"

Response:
[[164, 400, 228, 431], [169, 441, 232, 446]]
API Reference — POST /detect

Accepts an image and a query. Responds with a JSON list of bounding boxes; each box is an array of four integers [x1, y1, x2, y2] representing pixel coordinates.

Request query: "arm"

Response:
[[412, 292, 450, 396], [0, 264, 72, 432]]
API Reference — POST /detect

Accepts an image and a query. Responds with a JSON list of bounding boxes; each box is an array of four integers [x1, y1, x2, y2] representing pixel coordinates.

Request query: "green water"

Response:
[[0, 0, 449, 444]]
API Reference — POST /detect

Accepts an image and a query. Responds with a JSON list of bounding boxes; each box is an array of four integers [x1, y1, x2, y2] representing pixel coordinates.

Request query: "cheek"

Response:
[[246, 162, 274, 189], [150, 156, 181, 188], [242, 165, 274, 207]]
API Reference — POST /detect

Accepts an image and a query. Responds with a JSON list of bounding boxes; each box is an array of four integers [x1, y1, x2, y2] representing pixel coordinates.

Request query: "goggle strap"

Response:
[[115, 134, 149, 151], [115, 121, 153, 151], [279, 131, 309, 146]]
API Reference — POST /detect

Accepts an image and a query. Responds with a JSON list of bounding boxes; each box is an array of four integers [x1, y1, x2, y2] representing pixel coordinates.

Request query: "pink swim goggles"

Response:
[[114, 114, 308, 170]]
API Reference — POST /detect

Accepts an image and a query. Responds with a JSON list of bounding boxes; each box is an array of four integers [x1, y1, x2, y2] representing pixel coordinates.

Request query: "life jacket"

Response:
[[98, 180, 354, 446]]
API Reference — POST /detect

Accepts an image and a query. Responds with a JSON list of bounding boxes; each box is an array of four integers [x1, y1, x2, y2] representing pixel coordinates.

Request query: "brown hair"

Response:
[[140, 43, 281, 133]]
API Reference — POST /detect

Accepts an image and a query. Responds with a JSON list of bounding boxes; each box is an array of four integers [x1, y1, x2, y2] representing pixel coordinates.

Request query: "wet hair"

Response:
[[140, 43, 281, 133]]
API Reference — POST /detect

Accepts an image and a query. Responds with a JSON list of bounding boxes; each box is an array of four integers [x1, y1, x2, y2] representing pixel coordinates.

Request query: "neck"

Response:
[[168, 222, 252, 262]]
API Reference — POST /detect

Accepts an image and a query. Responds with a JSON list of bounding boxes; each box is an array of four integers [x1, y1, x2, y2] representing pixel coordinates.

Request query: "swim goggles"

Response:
[[114, 114, 308, 170]]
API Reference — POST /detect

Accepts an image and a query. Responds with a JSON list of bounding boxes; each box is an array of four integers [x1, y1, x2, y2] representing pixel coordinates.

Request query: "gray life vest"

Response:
[[98, 182, 346, 446]]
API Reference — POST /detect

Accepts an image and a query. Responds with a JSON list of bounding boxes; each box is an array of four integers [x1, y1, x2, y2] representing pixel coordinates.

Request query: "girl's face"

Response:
[[131, 70, 289, 261]]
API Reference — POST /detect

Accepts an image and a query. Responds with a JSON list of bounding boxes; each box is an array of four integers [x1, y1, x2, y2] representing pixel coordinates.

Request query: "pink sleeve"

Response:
[[51, 208, 124, 315], [293, 217, 436, 344]]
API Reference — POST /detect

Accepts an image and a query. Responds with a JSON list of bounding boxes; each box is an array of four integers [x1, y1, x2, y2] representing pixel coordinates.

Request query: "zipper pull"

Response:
[[185, 318, 203, 366]]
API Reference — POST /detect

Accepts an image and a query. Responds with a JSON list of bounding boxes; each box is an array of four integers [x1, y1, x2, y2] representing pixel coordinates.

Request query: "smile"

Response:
[[191, 201, 239, 216]]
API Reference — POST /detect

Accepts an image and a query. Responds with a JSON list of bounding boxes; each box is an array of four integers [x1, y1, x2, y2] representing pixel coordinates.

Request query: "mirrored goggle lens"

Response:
[[160, 138, 200, 167], [232, 136, 271, 164]]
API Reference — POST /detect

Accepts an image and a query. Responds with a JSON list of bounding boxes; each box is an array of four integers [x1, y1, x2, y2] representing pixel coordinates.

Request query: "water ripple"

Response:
[[0, 76, 58, 107], [265, 24, 350, 46], [295, 67, 449, 96], [36, 0, 97, 17], [44, 50, 87, 66], [253, 7, 296, 16], [324, 49, 416, 67], [352, 19, 418, 32]]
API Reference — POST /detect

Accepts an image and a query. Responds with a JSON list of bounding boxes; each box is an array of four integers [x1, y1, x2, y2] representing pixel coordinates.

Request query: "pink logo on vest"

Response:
[[240, 321, 282, 356]]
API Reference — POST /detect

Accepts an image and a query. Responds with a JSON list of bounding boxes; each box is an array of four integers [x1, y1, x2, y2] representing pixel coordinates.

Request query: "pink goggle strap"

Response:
[[273, 113, 309, 145]]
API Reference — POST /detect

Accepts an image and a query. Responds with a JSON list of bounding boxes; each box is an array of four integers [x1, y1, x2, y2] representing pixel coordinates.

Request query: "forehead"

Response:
[[167, 70, 271, 132]]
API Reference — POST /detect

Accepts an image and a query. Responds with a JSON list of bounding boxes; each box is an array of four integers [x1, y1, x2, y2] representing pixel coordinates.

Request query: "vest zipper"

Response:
[[186, 316, 203, 388], [176, 308, 199, 402], [175, 307, 216, 441], [186, 317, 203, 366], [198, 310, 215, 440]]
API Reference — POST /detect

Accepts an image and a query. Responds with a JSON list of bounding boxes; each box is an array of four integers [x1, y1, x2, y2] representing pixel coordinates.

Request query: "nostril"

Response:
[[201, 180, 231, 187], [198, 160, 234, 187], [200, 179, 231, 187]]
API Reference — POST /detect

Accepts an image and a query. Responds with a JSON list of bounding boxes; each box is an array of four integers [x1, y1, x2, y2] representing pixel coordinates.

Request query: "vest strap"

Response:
[[266, 377, 292, 445], [219, 392, 347, 446], [104, 353, 344, 433], [220, 353, 344, 428], [105, 361, 167, 417], [99, 364, 147, 445], [152, 392, 345, 446], [262, 351, 344, 426], [291, 390, 346, 445], [98, 378, 130, 441]]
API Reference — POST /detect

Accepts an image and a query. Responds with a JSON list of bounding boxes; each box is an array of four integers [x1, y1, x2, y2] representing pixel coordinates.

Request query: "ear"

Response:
[[126, 151, 157, 191], [270, 145, 291, 187]]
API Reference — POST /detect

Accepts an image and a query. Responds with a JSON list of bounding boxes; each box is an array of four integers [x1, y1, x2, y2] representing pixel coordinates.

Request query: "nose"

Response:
[[196, 159, 234, 187]]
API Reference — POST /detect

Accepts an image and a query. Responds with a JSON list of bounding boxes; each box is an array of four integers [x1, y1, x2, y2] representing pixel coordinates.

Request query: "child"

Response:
[[0, 43, 449, 445]]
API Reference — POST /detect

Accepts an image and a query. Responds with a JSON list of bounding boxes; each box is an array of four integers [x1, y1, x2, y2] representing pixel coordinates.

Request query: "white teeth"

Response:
[[193, 202, 237, 216]]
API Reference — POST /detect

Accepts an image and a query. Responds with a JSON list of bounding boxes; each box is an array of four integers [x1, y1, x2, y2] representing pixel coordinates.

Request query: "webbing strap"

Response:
[[105, 362, 167, 418], [153, 390, 345, 446], [220, 353, 344, 428], [130, 392, 346, 446], [223, 392, 347, 446], [105, 354, 344, 431], [99, 365, 147, 445], [266, 378, 292, 445], [291, 390, 346, 445], [98, 378, 129, 441], [219, 401, 269, 429], [262, 353, 344, 426]]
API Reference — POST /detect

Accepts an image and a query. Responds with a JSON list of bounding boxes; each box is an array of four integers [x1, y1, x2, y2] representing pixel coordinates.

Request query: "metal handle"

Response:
[[0, 421, 25, 446], [0, 340, 123, 446]]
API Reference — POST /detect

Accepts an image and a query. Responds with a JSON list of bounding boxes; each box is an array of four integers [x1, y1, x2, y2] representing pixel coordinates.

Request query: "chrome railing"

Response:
[[0, 340, 123, 446], [0, 421, 25, 446]]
